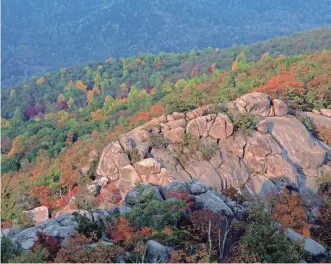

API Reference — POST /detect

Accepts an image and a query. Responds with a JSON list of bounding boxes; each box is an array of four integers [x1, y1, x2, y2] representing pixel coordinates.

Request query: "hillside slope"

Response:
[[2, 0, 331, 87]]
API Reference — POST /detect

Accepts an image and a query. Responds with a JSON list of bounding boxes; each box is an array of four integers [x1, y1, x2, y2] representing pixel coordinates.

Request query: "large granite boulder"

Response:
[[23, 206, 49, 226], [264, 116, 326, 170], [234, 92, 272, 116], [96, 141, 130, 180]]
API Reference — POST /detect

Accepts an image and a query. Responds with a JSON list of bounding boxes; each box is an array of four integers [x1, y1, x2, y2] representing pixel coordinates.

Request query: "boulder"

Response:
[[135, 158, 161, 175], [209, 114, 234, 139], [265, 154, 299, 186], [218, 132, 246, 158], [172, 112, 185, 120], [320, 109, 331, 117], [264, 116, 327, 169], [164, 127, 185, 143], [234, 92, 272, 116], [195, 190, 234, 217], [0, 226, 26, 239], [187, 179, 212, 195], [286, 228, 326, 256], [244, 174, 279, 199], [145, 240, 172, 263], [151, 148, 191, 182], [166, 119, 186, 130], [80, 149, 99, 177], [96, 141, 130, 180], [23, 206, 49, 225], [272, 99, 288, 116], [160, 181, 189, 199]]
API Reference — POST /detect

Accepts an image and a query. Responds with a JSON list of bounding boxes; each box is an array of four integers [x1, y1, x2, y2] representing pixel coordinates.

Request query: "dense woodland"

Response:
[[2, 0, 331, 87], [1, 27, 331, 222], [1, 20, 331, 262]]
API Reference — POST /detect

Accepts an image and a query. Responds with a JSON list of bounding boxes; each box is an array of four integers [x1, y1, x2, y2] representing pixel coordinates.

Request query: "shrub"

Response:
[[173, 133, 199, 164], [222, 187, 245, 204], [227, 202, 304, 263], [54, 234, 123, 263], [73, 212, 104, 241], [1, 236, 22, 263], [126, 198, 187, 229], [128, 148, 141, 163], [233, 113, 259, 132], [271, 189, 311, 237], [31, 232, 61, 261], [199, 143, 218, 160], [9, 246, 49, 263], [149, 133, 169, 149]]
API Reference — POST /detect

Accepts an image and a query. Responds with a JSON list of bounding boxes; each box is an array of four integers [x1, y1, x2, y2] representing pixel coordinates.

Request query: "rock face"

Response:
[[23, 206, 49, 226], [286, 228, 326, 256], [263, 117, 326, 170], [94, 92, 330, 203], [145, 240, 172, 263]]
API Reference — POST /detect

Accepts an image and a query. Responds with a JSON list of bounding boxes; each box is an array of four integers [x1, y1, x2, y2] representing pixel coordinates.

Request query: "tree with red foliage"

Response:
[[32, 232, 62, 261]]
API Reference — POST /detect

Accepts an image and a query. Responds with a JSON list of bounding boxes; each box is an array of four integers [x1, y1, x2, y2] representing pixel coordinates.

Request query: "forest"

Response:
[[2, 0, 331, 87], [1, 27, 331, 224]]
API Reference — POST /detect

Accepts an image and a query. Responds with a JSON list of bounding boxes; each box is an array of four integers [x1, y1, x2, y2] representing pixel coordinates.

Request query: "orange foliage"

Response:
[[130, 111, 150, 124], [150, 103, 166, 117], [109, 216, 134, 244], [7, 135, 24, 158], [60, 148, 79, 191], [261, 52, 271, 61], [36, 76, 46, 85], [92, 87, 101, 95], [272, 189, 311, 237], [215, 48, 220, 53], [106, 57, 113, 63], [254, 70, 304, 98], [86, 90, 94, 103], [156, 59, 163, 69], [90, 109, 105, 121], [136, 58, 142, 64], [75, 80, 87, 92]]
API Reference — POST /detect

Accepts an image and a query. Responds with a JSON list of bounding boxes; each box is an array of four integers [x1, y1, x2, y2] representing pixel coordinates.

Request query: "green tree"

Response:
[[234, 202, 304, 263], [11, 107, 24, 127]]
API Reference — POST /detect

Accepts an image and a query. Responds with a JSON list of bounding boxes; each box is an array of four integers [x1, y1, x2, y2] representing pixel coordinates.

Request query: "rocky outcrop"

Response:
[[80, 149, 99, 178], [286, 228, 326, 257], [263, 117, 326, 169], [93, 92, 330, 204], [5, 180, 246, 252]]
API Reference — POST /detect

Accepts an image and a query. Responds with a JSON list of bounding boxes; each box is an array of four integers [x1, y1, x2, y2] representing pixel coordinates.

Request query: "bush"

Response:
[[199, 143, 218, 160], [149, 133, 169, 149], [126, 198, 187, 229], [227, 202, 304, 263], [8, 246, 48, 263], [233, 113, 259, 132], [55, 234, 123, 263], [1, 236, 22, 263], [31, 232, 61, 261], [73, 212, 104, 241], [173, 133, 199, 164]]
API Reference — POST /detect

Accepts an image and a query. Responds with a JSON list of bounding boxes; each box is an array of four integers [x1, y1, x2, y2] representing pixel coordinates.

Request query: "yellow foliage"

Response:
[[1, 118, 10, 128], [261, 52, 271, 61], [120, 82, 128, 91], [75, 80, 87, 92], [90, 109, 105, 121], [36, 76, 46, 85], [65, 80, 74, 90], [57, 93, 65, 103], [232, 60, 239, 72], [276, 54, 286, 62]]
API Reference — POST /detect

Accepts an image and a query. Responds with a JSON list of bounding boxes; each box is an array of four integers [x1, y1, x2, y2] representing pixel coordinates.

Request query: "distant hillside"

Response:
[[2, 0, 331, 87]]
